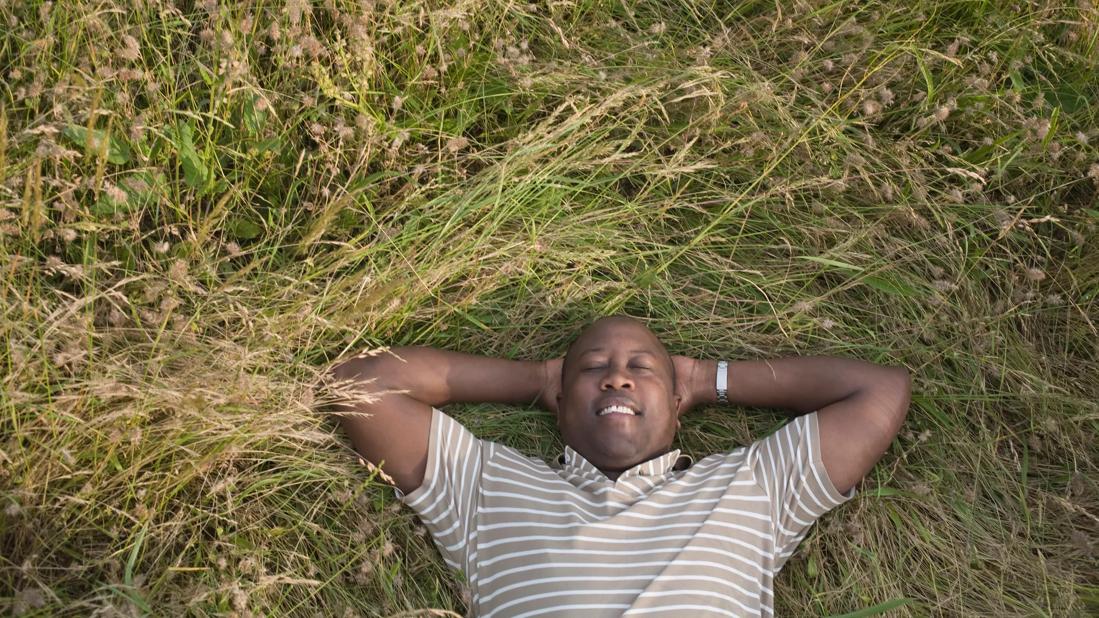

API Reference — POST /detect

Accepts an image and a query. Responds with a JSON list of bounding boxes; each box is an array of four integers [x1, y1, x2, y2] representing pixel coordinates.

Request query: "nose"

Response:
[[600, 366, 634, 391]]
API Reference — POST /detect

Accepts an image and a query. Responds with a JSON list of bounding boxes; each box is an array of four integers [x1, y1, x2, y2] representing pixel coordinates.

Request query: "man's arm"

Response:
[[326, 347, 555, 494], [676, 356, 912, 495]]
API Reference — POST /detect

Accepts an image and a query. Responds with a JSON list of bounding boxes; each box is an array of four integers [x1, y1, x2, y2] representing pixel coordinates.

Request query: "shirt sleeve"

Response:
[[397, 407, 484, 576], [747, 412, 856, 568]]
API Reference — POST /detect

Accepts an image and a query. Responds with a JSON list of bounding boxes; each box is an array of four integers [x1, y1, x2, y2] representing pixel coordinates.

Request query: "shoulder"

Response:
[[671, 447, 754, 488], [483, 440, 560, 480]]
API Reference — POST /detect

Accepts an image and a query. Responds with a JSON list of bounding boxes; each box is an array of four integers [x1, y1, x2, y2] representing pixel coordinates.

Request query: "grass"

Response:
[[1, 0, 1097, 615]]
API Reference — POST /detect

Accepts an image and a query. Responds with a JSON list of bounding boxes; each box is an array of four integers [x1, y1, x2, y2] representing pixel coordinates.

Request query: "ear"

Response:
[[673, 393, 683, 418]]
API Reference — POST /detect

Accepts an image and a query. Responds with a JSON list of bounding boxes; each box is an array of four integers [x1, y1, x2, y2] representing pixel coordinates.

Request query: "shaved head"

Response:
[[562, 315, 675, 387]]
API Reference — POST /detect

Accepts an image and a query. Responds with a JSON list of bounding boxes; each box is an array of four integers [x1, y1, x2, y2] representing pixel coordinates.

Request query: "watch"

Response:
[[716, 360, 728, 404]]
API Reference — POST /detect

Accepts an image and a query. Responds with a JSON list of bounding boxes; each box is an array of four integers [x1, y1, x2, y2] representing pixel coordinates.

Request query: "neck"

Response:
[[600, 468, 623, 481], [585, 447, 676, 480]]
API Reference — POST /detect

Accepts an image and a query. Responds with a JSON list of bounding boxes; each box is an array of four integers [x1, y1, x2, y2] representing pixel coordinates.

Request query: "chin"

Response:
[[588, 444, 646, 470]]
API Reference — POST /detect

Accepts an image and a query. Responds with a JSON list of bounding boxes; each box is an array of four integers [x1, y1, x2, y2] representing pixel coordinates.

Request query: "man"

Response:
[[328, 315, 911, 617]]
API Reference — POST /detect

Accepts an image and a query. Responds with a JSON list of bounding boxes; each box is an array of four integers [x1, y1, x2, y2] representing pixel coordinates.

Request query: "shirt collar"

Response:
[[557, 445, 693, 480]]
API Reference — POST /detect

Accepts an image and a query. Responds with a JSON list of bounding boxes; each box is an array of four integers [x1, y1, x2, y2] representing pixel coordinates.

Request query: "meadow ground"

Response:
[[2, 0, 1098, 615]]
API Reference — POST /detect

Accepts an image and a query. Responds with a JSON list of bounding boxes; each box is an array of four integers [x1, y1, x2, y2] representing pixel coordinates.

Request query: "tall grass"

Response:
[[2, 0, 1097, 615]]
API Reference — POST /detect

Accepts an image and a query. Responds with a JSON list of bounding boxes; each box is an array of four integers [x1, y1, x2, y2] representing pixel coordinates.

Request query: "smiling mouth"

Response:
[[596, 404, 641, 417]]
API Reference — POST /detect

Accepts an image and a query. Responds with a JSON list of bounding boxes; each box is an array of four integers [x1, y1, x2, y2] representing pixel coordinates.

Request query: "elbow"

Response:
[[329, 346, 416, 388], [327, 357, 368, 399], [329, 353, 390, 386], [324, 355, 388, 423], [892, 365, 912, 398], [886, 365, 912, 429]]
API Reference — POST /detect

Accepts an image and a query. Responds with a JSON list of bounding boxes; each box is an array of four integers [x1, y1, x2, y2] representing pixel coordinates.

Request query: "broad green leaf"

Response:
[[1044, 80, 1088, 114], [862, 274, 920, 298], [228, 217, 262, 240], [93, 177, 141, 216], [243, 95, 267, 135], [62, 125, 131, 164], [120, 169, 167, 209], [252, 137, 283, 155], [93, 195, 126, 217], [1010, 70, 1025, 91], [797, 255, 864, 272], [171, 121, 210, 190]]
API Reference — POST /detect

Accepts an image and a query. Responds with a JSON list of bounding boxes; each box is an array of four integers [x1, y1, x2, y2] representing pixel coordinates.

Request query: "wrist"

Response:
[[694, 359, 719, 406], [536, 357, 564, 413], [544, 357, 562, 385]]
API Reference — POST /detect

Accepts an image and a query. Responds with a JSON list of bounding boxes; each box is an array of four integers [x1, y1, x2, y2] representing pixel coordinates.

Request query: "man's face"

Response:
[[555, 317, 681, 475]]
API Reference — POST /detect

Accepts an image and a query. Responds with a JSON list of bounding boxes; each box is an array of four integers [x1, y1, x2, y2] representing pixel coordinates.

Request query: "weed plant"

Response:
[[1, 0, 1097, 616]]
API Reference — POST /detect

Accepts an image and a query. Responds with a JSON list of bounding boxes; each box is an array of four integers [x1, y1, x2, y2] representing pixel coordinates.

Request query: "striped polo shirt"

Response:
[[399, 407, 856, 617]]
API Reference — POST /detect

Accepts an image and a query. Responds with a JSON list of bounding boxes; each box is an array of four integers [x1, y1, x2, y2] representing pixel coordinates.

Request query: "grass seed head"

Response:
[[1024, 267, 1047, 282], [2, 2, 1095, 616], [119, 34, 141, 61], [1088, 163, 1099, 184]]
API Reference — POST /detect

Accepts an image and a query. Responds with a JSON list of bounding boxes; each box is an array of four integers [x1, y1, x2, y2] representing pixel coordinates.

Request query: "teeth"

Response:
[[598, 405, 637, 416]]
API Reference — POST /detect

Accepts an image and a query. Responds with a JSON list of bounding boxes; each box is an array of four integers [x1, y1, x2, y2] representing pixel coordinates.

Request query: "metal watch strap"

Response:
[[716, 360, 728, 404]]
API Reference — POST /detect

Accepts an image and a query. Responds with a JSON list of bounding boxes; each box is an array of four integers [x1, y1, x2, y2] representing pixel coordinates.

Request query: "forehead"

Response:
[[573, 320, 661, 354]]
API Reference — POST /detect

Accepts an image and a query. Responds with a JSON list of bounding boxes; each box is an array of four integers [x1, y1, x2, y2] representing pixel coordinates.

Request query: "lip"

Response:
[[593, 396, 643, 417]]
